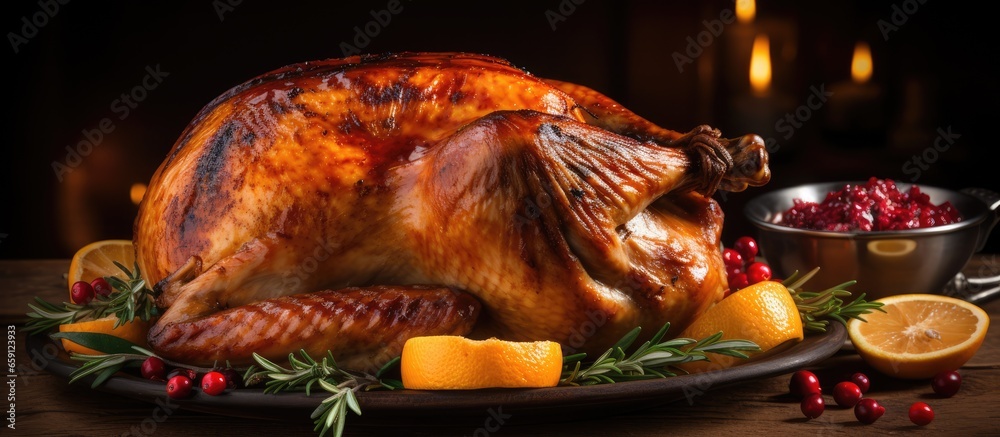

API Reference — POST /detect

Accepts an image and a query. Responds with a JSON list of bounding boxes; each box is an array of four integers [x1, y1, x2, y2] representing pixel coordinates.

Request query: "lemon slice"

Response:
[[848, 294, 989, 379]]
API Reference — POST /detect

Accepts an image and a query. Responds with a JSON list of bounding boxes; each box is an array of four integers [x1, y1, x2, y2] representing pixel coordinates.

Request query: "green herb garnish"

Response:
[[24, 261, 160, 335], [783, 267, 886, 333]]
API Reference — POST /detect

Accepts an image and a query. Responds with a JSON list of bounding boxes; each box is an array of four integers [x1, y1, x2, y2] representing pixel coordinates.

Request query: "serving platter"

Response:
[[29, 323, 846, 428]]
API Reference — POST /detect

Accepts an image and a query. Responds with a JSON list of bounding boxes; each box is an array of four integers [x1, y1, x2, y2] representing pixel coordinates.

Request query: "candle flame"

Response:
[[130, 183, 147, 206], [851, 41, 873, 84], [736, 0, 755, 24], [749, 34, 771, 95]]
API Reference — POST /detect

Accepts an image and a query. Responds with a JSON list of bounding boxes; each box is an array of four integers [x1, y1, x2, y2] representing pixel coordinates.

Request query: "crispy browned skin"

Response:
[[150, 286, 479, 370], [136, 52, 770, 369]]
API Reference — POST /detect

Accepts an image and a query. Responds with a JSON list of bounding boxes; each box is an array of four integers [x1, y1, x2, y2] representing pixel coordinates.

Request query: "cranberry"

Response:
[[909, 402, 934, 426], [733, 236, 758, 262], [789, 370, 822, 398], [218, 367, 243, 389], [746, 262, 772, 284], [722, 248, 743, 270], [833, 381, 862, 407], [854, 398, 885, 424], [850, 372, 870, 393], [932, 370, 961, 397], [729, 273, 750, 292], [70, 281, 95, 305], [726, 263, 743, 277], [166, 375, 193, 399], [800, 393, 824, 419], [90, 277, 113, 297], [200, 371, 228, 396], [141, 357, 167, 381]]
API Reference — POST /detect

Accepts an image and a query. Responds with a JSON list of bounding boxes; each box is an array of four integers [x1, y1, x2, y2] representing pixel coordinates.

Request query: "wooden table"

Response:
[[3, 257, 999, 436]]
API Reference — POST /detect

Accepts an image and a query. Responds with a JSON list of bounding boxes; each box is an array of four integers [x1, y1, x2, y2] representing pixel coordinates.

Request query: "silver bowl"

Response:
[[744, 181, 1000, 300]]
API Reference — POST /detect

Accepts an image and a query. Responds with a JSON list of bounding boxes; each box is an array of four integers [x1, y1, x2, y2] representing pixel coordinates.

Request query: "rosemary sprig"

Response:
[[105, 261, 160, 328], [560, 323, 760, 385], [23, 298, 98, 335], [243, 350, 400, 437], [23, 261, 160, 335], [65, 345, 219, 388], [782, 267, 886, 332], [67, 346, 157, 387]]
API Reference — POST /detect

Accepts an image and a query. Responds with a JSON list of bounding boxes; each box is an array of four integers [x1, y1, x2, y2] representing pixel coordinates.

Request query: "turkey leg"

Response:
[[149, 285, 480, 369], [547, 79, 770, 194], [147, 233, 482, 369]]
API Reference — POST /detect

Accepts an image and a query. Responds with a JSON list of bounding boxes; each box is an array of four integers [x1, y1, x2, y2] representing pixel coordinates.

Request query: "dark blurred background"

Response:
[[2, 0, 997, 259]]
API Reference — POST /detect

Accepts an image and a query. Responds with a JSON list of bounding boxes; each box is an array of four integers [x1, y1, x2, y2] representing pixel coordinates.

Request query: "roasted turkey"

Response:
[[135, 52, 770, 371]]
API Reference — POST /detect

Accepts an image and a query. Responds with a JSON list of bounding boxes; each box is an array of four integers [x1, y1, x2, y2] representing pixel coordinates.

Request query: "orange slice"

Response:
[[677, 280, 803, 373], [848, 294, 989, 379], [401, 336, 563, 389], [58, 315, 151, 355], [67, 240, 136, 297]]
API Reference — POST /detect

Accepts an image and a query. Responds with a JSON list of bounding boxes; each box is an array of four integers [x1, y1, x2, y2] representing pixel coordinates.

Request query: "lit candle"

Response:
[[728, 33, 795, 137], [737, 0, 755, 23], [749, 34, 771, 97], [827, 41, 885, 135], [723, 0, 797, 98]]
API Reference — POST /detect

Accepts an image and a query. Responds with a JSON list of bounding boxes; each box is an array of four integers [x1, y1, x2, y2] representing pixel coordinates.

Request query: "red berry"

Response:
[[733, 236, 758, 262], [166, 375, 193, 399], [90, 277, 113, 297], [722, 248, 744, 270], [800, 393, 824, 419], [789, 370, 822, 398], [746, 262, 772, 284], [218, 367, 243, 389], [850, 372, 870, 393], [909, 402, 934, 426], [726, 264, 743, 280], [70, 281, 95, 305], [932, 370, 961, 397], [854, 398, 885, 424], [200, 371, 228, 396], [833, 381, 862, 407], [729, 273, 750, 291], [141, 357, 167, 381]]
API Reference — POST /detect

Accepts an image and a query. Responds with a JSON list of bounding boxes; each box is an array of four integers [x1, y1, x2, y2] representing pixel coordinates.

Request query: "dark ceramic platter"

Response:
[[30, 323, 846, 427]]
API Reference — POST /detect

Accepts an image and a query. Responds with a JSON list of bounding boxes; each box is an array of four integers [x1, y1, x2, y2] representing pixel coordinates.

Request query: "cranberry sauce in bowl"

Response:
[[777, 178, 962, 232], [744, 180, 999, 299]]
